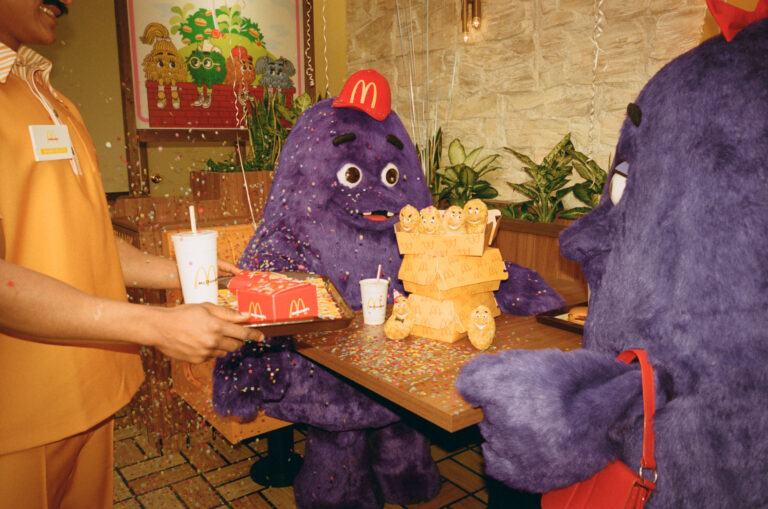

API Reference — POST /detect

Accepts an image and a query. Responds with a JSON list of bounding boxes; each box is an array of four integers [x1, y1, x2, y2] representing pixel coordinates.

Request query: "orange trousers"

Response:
[[0, 418, 113, 508]]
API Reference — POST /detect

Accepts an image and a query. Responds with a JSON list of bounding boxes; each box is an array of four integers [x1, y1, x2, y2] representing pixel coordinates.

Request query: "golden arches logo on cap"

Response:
[[332, 69, 392, 121]]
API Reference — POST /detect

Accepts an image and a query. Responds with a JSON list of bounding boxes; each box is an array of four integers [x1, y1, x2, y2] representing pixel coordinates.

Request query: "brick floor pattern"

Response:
[[114, 418, 490, 509]]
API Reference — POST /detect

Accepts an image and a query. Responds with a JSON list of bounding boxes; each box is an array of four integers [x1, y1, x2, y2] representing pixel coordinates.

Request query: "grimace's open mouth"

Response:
[[361, 210, 395, 222]]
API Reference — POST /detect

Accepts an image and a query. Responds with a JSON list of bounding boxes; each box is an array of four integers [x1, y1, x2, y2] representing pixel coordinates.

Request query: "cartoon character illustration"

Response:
[[457, 12, 768, 508], [224, 46, 256, 105], [441, 205, 465, 234], [139, 23, 187, 110], [214, 70, 565, 507], [467, 304, 495, 350], [418, 206, 440, 234], [463, 198, 487, 234], [384, 290, 414, 340], [398, 204, 419, 232], [186, 40, 227, 108], [255, 55, 296, 93]]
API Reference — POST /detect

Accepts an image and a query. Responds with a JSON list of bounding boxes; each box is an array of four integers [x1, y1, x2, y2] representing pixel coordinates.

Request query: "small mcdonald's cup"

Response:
[[360, 278, 388, 325], [171, 230, 218, 304]]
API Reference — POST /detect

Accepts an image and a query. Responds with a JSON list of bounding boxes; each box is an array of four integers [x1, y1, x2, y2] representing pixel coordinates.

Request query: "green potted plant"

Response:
[[432, 138, 501, 208], [493, 134, 606, 295], [500, 133, 606, 222]]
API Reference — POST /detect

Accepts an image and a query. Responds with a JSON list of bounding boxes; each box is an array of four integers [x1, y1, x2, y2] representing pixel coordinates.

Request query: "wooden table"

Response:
[[293, 292, 583, 432]]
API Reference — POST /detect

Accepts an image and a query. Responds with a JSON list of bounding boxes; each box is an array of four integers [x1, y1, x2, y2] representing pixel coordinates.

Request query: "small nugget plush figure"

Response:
[[399, 204, 420, 232], [467, 305, 495, 350], [384, 290, 414, 340], [463, 199, 488, 234], [441, 205, 465, 234], [419, 206, 440, 234]]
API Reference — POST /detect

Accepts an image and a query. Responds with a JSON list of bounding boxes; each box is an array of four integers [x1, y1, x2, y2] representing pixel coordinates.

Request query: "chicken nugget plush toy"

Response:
[[384, 290, 414, 340], [467, 305, 495, 351], [463, 198, 488, 233], [441, 205, 465, 234], [457, 8, 768, 508], [398, 204, 420, 232], [418, 205, 441, 234]]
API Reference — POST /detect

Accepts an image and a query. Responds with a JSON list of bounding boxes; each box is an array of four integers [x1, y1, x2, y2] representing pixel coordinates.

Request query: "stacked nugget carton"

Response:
[[395, 214, 507, 343]]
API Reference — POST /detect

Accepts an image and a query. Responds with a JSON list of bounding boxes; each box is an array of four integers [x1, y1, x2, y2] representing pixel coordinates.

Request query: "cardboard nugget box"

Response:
[[395, 222, 492, 257], [399, 248, 508, 289], [399, 247, 508, 343], [408, 291, 500, 342], [236, 281, 319, 323]]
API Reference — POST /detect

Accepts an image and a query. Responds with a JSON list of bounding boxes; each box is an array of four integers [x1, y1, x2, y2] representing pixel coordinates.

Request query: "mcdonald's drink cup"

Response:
[[171, 230, 219, 304], [360, 278, 389, 325]]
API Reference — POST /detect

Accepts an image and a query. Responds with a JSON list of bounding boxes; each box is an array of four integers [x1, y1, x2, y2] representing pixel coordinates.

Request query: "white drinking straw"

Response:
[[376, 264, 382, 280], [189, 205, 197, 234]]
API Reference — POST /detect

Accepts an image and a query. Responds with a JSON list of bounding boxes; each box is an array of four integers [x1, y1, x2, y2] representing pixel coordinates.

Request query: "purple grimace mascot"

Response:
[[213, 70, 562, 508], [457, 12, 768, 509]]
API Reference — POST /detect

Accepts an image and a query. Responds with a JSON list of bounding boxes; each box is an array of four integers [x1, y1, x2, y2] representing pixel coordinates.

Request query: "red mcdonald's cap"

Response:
[[332, 69, 392, 121], [706, 0, 768, 41]]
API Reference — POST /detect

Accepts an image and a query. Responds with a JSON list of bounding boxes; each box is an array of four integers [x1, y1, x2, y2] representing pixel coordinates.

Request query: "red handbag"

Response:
[[541, 349, 658, 509]]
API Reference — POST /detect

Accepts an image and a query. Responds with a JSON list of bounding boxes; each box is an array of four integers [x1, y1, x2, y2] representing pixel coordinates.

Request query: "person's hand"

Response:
[[218, 259, 241, 277], [150, 303, 263, 363]]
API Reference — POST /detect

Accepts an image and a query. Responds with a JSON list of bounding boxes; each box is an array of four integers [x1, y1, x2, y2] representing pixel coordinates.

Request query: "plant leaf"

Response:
[[543, 133, 573, 167], [448, 139, 466, 165], [504, 146, 537, 168], [508, 182, 538, 200], [474, 187, 499, 199], [474, 154, 500, 174], [559, 207, 592, 219], [464, 146, 483, 167]]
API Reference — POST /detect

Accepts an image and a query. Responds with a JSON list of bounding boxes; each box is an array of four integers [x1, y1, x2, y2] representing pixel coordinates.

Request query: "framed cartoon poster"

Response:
[[115, 0, 315, 194]]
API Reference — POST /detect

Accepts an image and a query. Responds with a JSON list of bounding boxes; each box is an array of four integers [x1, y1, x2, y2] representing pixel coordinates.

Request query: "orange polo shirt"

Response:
[[0, 44, 144, 454]]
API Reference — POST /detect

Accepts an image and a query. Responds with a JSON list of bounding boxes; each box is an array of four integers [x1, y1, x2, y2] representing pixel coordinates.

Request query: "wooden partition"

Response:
[[493, 218, 588, 298]]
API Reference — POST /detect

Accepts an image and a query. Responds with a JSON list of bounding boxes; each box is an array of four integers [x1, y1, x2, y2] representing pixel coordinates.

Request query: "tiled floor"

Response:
[[113, 417, 492, 509]]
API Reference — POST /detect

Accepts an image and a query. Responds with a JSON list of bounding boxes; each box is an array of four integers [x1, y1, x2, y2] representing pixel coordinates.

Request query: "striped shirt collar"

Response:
[[0, 42, 55, 96]]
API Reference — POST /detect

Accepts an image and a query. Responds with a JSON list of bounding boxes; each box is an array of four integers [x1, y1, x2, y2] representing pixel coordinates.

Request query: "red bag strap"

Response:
[[616, 349, 657, 480]]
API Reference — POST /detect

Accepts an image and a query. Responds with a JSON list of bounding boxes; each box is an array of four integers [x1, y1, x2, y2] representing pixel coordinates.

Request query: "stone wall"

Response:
[[346, 0, 708, 202]]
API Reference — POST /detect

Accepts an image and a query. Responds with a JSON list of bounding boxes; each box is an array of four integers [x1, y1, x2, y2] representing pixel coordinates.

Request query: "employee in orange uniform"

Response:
[[0, 1, 263, 507]]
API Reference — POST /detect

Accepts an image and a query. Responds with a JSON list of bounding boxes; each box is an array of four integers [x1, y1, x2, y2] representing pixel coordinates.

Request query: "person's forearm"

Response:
[[1, 258, 262, 363], [115, 237, 181, 290], [0, 258, 162, 346]]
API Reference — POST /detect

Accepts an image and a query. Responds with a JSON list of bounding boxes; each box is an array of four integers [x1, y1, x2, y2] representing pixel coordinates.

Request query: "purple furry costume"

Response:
[[457, 18, 768, 508], [212, 71, 563, 507]]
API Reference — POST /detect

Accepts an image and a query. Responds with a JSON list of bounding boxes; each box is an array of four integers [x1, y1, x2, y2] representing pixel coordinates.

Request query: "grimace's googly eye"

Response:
[[381, 163, 399, 187], [337, 163, 362, 188], [610, 161, 629, 205]]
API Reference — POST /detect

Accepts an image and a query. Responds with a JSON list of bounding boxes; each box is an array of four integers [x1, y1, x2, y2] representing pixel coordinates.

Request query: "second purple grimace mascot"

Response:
[[213, 70, 562, 507], [457, 14, 768, 509]]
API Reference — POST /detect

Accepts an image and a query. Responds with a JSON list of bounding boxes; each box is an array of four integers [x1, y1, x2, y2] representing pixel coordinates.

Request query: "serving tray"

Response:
[[219, 271, 354, 336], [535, 301, 588, 334]]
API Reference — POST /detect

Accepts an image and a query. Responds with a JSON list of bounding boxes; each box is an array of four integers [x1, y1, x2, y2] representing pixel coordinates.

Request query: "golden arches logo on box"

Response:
[[194, 265, 216, 289], [248, 302, 267, 320], [289, 298, 311, 317], [366, 296, 385, 311], [350, 79, 378, 109]]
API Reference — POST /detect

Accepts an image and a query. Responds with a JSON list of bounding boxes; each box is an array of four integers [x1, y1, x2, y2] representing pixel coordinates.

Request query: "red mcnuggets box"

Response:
[[230, 271, 319, 323], [227, 271, 272, 293]]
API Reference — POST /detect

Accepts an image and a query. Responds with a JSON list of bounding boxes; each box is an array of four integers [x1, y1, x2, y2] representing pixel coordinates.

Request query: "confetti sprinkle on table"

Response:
[[292, 310, 583, 432]]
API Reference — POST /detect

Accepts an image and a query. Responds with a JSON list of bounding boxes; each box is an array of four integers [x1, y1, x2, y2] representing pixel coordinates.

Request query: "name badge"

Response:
[[28, 124, 74, 162]]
